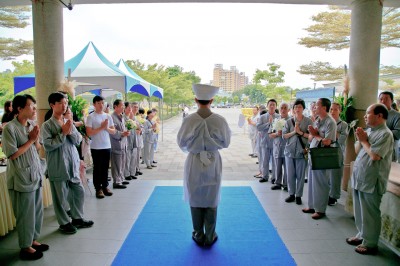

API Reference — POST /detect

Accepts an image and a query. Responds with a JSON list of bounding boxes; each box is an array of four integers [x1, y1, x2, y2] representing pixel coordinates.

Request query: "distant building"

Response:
[[212, 64, 248, 93]]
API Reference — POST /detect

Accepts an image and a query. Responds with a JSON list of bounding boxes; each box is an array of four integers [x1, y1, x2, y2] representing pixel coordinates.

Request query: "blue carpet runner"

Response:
[[112, 186, 296, 266]]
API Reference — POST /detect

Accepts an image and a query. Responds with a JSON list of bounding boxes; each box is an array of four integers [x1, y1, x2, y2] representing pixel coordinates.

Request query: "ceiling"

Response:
[[1, 0, 399, 7]]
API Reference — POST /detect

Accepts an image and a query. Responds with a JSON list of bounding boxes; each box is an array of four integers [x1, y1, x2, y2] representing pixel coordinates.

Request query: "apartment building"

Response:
[[212, 64, 249, 92]]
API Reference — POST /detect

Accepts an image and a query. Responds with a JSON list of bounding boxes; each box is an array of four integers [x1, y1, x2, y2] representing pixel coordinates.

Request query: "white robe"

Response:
[[177, 112, 231, 208]]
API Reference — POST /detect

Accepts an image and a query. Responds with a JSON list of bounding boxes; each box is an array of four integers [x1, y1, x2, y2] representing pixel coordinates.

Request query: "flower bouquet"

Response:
[[125, 119, 137, 130], [272, 118, 286, 132]]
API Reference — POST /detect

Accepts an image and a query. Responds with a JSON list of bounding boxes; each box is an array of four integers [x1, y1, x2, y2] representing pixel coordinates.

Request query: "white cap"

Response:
[[192, 84, 219, 100]]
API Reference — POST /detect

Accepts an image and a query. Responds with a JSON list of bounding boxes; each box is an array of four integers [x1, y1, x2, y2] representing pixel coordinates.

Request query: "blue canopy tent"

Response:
[[115, 59, 163, 99], [13, 42, 151, 97]]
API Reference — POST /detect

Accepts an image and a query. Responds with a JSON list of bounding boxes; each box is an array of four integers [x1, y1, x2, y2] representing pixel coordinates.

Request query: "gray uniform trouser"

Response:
[[329, 165, 344, 199], [285, 157, 307, 197], [262, 146, 274, 179], [50, 180, 84, 225], [190, 207, 218, 244], [9, 188, 43, 248], [124, 148, 138, 177], [257, 139, 263, 172], [353, 189, 382, 248], [111, 151, 126, 184], [308, 167, 331, 213], [136, 147, 142, 171], [274, 157, 287, 186], [143, 141, 154, 167]]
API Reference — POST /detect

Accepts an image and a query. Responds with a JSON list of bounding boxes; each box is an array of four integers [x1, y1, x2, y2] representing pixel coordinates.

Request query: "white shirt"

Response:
[[86, 112, 114, 149]]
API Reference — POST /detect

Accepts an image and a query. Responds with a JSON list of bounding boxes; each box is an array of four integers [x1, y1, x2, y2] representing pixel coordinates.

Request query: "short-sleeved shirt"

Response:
[[309, 115, 337, 149], [335, 119, 348, 163], [273, 116, 291, 158], [2, 118, 43, 192], [386, 109, 400, 161], [283, 116, 313, 158], [351, 123, 393, 195], [256, 112, 280, 148], [41, 117, 82, 182], [86, 112, 114, 150]]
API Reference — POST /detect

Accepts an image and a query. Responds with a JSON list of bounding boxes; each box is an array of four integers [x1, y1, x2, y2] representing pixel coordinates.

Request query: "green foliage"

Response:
[[334, 95, 354, 123], [0, 7, 33, 60], [298, 61, 345, 82], [125, 59, 200, 107], [299, 6, 400, 50], [0, 60, 35, 105]]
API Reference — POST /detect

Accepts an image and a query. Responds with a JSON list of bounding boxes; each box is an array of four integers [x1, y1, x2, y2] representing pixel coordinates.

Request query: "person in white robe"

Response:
[[177, 84, 231, 247]]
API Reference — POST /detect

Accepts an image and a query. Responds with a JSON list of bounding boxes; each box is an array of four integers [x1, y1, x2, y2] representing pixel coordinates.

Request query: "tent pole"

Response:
[[159, 99, 163, 142]]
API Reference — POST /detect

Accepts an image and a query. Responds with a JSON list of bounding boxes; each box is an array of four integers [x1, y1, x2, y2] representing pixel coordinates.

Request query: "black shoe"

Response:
[[259, 178, 268, 183], [152, 161, 157, 164], [125, 176, 132, 180], [113, 183, 127, 189], [271, 179, 276, 184], [131, 175, 138, 179], [66, 210, 71, 217], [283, 186, 288, 191], [146, 166, 152, 169], [151, 164, 157, 167], [328, 197, 337, 206], [136, 171, 143, 175], [59, 223, 77, 234], [251, 155, 258, 158], [141, 161, 145, 164], [285, 195, 295, 203], [248, 153, 254, 156], [122, 181, 130, 185], [72, 218, 94, 229], [304, 178, 308, 183], [271, 184, 282, 190], [269, 170, 272, 174], [32, 243, 49, 252], [256, 162, 259, 164], [20, 249, 43, 260], [296, 197, 302, 205], [107, 177, 112, 181], [205, 235, 218, 247]]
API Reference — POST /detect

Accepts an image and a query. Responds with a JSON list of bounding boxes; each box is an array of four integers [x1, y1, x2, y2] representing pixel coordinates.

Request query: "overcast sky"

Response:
[[1, 3, 399, 89]]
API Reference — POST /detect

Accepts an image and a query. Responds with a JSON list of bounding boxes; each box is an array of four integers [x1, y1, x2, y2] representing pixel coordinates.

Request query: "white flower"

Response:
[[272, 118, 286, 131], [125, 119, 137, 130]]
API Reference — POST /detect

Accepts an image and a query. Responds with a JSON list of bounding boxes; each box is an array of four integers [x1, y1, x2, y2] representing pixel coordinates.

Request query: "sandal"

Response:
[[355, 245, 378, 255], [346, 237, 363, 246], [311, 212, 326, 220]]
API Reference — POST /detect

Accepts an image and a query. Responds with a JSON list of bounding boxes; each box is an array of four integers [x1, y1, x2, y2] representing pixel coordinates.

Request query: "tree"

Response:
[[0, 60, 35, 106], [298, 6, 400, 81], [299, 6, 400, 50], [0, 6, 33, 60]]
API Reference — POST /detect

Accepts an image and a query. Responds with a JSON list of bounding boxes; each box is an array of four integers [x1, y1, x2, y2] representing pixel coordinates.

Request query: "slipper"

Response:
[[355, 245, 378, 255], [346, 237, 363, 246]]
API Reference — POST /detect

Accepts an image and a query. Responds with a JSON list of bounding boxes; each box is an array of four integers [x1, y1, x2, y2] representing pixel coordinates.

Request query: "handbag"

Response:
[[309, 141, 341, 170]]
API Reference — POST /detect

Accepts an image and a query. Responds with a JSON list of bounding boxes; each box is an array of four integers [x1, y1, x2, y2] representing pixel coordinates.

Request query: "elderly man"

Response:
[[303, 98, 337, 219], [177, 84, 231, 247], [346, 104, 393, 255], [378, 91, 400, 162]]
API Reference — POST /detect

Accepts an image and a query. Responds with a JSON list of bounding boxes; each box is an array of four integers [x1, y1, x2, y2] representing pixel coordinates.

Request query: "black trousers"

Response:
[[91, 148, 110, 191]]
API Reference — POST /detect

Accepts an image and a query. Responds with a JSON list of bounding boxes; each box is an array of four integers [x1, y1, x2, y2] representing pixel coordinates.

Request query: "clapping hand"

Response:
[[308, 125, 318, 137], [28, 125, 40, 142], [61, 119, 73, 135], [101, 119, 109, 130], [355, 127, 368, 142]]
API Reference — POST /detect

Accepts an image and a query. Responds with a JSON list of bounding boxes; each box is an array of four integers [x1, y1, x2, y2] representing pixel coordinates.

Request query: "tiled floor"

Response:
[[0, 108, 398, 265]]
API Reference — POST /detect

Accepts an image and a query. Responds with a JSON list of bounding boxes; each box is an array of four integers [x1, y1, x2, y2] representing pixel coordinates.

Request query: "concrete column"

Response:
[[32, 0, 64, 124], [343, 0, 382, 194]]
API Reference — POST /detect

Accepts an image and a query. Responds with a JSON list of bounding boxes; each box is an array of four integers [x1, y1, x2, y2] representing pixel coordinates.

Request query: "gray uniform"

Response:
[[352, 123, 393, 248], [123, 114, 138, 177], [308, 116, 337, 213], [41, 117, 85, 226], [143, 119, 155, 167], [135, 117, 144, 172], [2, 118, 44, 248], [386, 109, 400, 162], [257, 112, 280, 180], [329, 119, 348, 200], [283, 116, 313, 197], [110, 112, 127, 184], [272, 116, 291, 186]]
